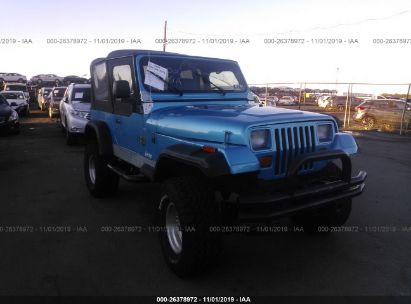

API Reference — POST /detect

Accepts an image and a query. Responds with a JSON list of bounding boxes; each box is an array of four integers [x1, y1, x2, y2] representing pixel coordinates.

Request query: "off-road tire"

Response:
[[84, 140, 119, 198], [292, 164, 352, 234], [159, 176, 222, 277]]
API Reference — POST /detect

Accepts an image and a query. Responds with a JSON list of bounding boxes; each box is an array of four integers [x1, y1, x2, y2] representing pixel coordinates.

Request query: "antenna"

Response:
[[163, 20, 167, 52]]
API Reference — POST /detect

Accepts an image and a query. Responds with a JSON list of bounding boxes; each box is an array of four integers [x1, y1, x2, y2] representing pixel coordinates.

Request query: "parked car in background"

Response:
[[2, 83, 30, 101], [353, 99, 411, 130], [0, 91, 30, 116], [328, 96, 363, 111], [27, 84, 37, 103], [30, 74, 64, 86], [37, 87, 53, 111], [48, 86, 67, 118], [62, 75, 88, 85], [59, 83, 91, 144], [317, 95, 332, 108], [277, 95, 296, 105], [0, 73, 27, 83], [0, 94, 19, 134], [265, 96, 278, 107]]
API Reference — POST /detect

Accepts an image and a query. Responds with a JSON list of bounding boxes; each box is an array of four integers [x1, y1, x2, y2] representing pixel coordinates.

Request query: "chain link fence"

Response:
[[249, 82, 411, 135]]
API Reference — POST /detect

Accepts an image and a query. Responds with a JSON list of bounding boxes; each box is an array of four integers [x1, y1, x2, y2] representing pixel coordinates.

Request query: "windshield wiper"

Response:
[[194, 72, 226, 95], [207, 80, 226, 96], [147, 70, 183, 96]]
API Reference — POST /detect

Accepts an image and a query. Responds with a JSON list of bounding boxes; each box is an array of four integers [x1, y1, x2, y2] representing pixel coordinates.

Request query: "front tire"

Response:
[[159, 176, 222, 277], [84, 140, 119, 198]]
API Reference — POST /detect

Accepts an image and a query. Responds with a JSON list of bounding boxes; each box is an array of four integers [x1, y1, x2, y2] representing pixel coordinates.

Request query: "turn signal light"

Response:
[[202, 146, 217, 153], [259, 156, 272, 168]]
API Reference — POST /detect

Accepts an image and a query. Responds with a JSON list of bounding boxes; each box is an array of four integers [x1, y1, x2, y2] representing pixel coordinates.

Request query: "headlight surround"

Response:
[[8, 110, 19, 122], [250, 129, 270, 150], [317, 124, 333, 143], [70, 110, 88, 118]]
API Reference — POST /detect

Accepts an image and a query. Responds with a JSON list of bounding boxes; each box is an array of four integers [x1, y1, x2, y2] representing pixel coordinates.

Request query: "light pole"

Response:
[[335, 67, 339, 93]]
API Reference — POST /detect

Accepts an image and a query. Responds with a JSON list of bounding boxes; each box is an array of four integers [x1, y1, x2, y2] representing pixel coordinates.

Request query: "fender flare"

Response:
[[84, 120, 113, 156], [155, 144, 231, 180]]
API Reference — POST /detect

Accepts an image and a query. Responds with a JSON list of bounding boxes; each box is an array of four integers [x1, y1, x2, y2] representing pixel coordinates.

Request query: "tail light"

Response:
[[355, 106, 365, 111]]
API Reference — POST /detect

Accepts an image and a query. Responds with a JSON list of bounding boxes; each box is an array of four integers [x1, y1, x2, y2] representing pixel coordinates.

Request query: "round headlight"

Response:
[[251, 129, 270, 150], [317, 124, 333, 142]]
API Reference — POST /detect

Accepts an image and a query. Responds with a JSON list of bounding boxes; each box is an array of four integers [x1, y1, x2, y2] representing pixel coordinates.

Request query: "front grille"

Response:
[[273, 124, 316, 176]]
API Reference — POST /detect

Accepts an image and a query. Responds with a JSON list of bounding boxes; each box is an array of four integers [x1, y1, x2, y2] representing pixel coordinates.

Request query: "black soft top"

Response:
[[90, 49, 237, 66]]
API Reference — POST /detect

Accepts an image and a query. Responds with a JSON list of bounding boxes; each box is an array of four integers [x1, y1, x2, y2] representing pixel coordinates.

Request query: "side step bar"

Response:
[[107, 164, 149, 183]]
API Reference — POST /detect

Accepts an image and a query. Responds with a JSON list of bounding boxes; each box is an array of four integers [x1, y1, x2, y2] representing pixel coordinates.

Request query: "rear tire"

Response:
[[361, 116, 376, 130], [159, 176, 222, 277], [84, 139, 119, 198], [292, 164, 352, 234]]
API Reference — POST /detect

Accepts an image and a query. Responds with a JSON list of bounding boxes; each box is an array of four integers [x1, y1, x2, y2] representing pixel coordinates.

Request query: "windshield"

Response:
[[6, 85, 27, 92], [72, 87, 91, 103], [43, 89, 52, 96], [139, 56, 247, 94], [53, 88, 66, 97], [2, 93, 24, 99]]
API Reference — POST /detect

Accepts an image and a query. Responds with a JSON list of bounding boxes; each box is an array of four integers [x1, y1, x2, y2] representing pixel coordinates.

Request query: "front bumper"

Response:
[[236, 150, 367, 222], [13, 104, 29, 114], [50, 107, 60, 114], [353, 112, 364, 121], [68, 115, 88, 134]]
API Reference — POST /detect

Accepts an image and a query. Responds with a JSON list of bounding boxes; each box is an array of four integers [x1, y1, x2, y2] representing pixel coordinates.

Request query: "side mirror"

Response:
[[113, 80, 131, 99], [63, 97, 68, 103]]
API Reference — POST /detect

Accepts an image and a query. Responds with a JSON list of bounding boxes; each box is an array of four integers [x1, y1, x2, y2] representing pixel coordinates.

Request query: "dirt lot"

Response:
[[0, 106, 411, 296]]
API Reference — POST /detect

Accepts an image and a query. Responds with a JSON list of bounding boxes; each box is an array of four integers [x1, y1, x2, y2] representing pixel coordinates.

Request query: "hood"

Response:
[[6, 99, 26, 106], [148, 104, 332, 145], [72, 102, 91, 112]]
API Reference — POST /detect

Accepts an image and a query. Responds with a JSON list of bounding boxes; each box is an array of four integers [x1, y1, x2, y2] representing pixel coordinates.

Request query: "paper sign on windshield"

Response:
[[144, 61, 168, 91], [74, 92, 84, 99]]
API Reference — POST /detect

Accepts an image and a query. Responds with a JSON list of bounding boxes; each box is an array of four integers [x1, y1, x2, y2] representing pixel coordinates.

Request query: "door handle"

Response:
[[115, 118, 121, 124]]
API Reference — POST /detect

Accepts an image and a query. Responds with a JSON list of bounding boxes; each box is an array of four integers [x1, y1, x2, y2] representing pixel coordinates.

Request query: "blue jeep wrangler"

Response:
[[84, 50, 367, 277]]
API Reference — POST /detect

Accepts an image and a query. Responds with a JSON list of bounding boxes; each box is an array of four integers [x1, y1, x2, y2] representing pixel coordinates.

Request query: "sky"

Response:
[[1, 0, 411, 94]]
